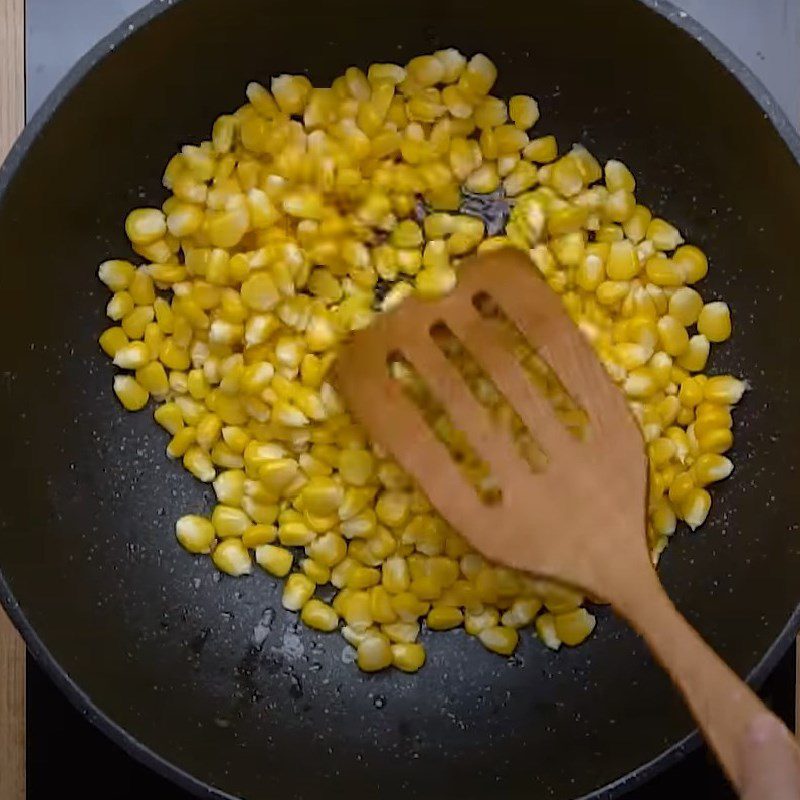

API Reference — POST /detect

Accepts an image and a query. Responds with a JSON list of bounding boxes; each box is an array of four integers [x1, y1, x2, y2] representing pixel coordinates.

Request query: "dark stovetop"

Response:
[[27, 645, 795, 799]]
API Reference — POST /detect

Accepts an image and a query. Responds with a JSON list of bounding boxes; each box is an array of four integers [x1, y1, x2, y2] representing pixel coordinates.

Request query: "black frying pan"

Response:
[[1, 0, 800, 797]]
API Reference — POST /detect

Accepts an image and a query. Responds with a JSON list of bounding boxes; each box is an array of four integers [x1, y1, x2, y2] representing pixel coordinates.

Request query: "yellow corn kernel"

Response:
[[697, 301, 731, 343], [646, 218, 684, 251], [369, 585, 397, 624], [281, 573, 315, 612], [375, 491, 411, 529], [680, 487, 712, 530], [697, 427, 734, 455], [656, 315, 689, 357], [474, 97, 507, 129], [645, 256, 684, 287], [693, 453, 734, 486], [182, 445, 215, 482], [356, 634, 392, 672], [211, 538, 252, 576], [381, 556, 410, 594], [508, 94, 539, 129], [254, 544, 292, 578], [668, 470, 695, 505], [703, 376, 746, 405], [478, 625, 518, 655], [99, 326, 129, 358], [604, 159, 635, 193], [673, 244, 708, 283], [676, 334, 710, 373], [535, 613, 561, 650], [278, 521, 315, 547], [427, 605, 463, 631], [121, 306, 155, 340], [391, 642, 426, 673], [381, 621, 420, 645], [464, 607, 500, 635], [339, 449, 374, 486], [135, 361, 169, 397], [241, 524, 277, 548], [98, 259, 136, 292], [153, 402, 183, 435], [523, 135, 557, 163], [175, 515, 215, 554], [112, 341, 150, 370], [554, 609, 597, 646], [464, 163, 500, 194], [107, 290, 135, 321], [125, 208, 166, 245], [669, 287, 704, 326], [605, 240, 639, 280], [500, 597, 542, 628], [392, 591, 429, 622], [301, 599, 339, 632], [113, 375, 149, 411], [211, 504, 250, 538], [166, 427, 196, 459]]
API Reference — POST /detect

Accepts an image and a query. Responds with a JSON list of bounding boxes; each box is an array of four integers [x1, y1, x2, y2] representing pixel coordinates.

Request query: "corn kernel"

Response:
[[113, 375, 149, 411], [176, 515, 216, 554], [554, 609, 596, 646], [301, 599, 339, 632], [391, 642, 426, 672], [697, 302, 732, 343], [356, 634, 392, 672]]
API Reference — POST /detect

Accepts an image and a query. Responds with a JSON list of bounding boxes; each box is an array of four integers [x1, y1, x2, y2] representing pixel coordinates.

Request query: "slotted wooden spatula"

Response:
[[338, 247, 800, 793]]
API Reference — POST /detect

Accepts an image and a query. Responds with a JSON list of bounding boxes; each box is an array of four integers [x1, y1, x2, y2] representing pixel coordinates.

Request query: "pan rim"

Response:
[[1, 0, 799, 798]]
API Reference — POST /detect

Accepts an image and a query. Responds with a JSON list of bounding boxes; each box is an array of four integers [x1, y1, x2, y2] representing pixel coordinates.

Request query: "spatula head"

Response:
[[337, 249, 649, 598]]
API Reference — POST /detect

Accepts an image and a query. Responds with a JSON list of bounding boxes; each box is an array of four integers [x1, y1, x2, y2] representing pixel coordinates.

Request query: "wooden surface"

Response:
[[0, 0, 26, 798]]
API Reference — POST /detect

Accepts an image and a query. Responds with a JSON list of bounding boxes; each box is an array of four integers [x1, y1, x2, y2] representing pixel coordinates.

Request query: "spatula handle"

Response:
[[617, 573, 800, 795]]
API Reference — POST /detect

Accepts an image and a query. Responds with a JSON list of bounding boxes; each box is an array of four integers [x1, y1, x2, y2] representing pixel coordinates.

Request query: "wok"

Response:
[[1, 0, 800, 797]]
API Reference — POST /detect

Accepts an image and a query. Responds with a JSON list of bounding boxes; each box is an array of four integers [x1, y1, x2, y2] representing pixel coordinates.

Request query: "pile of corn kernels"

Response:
[[97, 50, 745, 673]]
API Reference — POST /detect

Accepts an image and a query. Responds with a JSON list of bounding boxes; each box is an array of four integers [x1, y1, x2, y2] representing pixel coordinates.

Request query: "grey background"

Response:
[[26, 0, 800, 127]]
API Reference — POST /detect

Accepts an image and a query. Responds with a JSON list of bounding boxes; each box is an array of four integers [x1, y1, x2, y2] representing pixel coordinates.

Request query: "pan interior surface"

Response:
[[1, 0, 800, 798]]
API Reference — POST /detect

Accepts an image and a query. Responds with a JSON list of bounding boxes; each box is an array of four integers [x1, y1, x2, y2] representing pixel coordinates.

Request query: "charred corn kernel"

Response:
[[281, 573, 315, 612], [176, 515, 216, 554], [535, 613, 561, 650], [301, 599, 339, 632], [391, 642, 426, 672], [212, 538, 252, 576], [697, 302, 731, 343], [427, 605, 463, 630], [356, 634, 392, 672], [681, 487, 711, 530], [478, 625, 518, 655], [211, 504, 250, 538], [676, 334, 710, 373], [113, 375, 149, 411], [669, 287, 704, 325], [673, 244, 708, 283], [554, 609, 596, 646]]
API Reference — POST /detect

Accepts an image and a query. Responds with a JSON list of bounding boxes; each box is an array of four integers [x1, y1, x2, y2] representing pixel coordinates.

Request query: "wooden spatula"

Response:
[[337, 247, 800, 793]]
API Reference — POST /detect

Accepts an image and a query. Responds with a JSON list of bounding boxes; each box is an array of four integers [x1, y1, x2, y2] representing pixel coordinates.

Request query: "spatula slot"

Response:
[[470, 291, 589, 442], [386, 350, 503, 505], [429, 321, 547, 473]]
